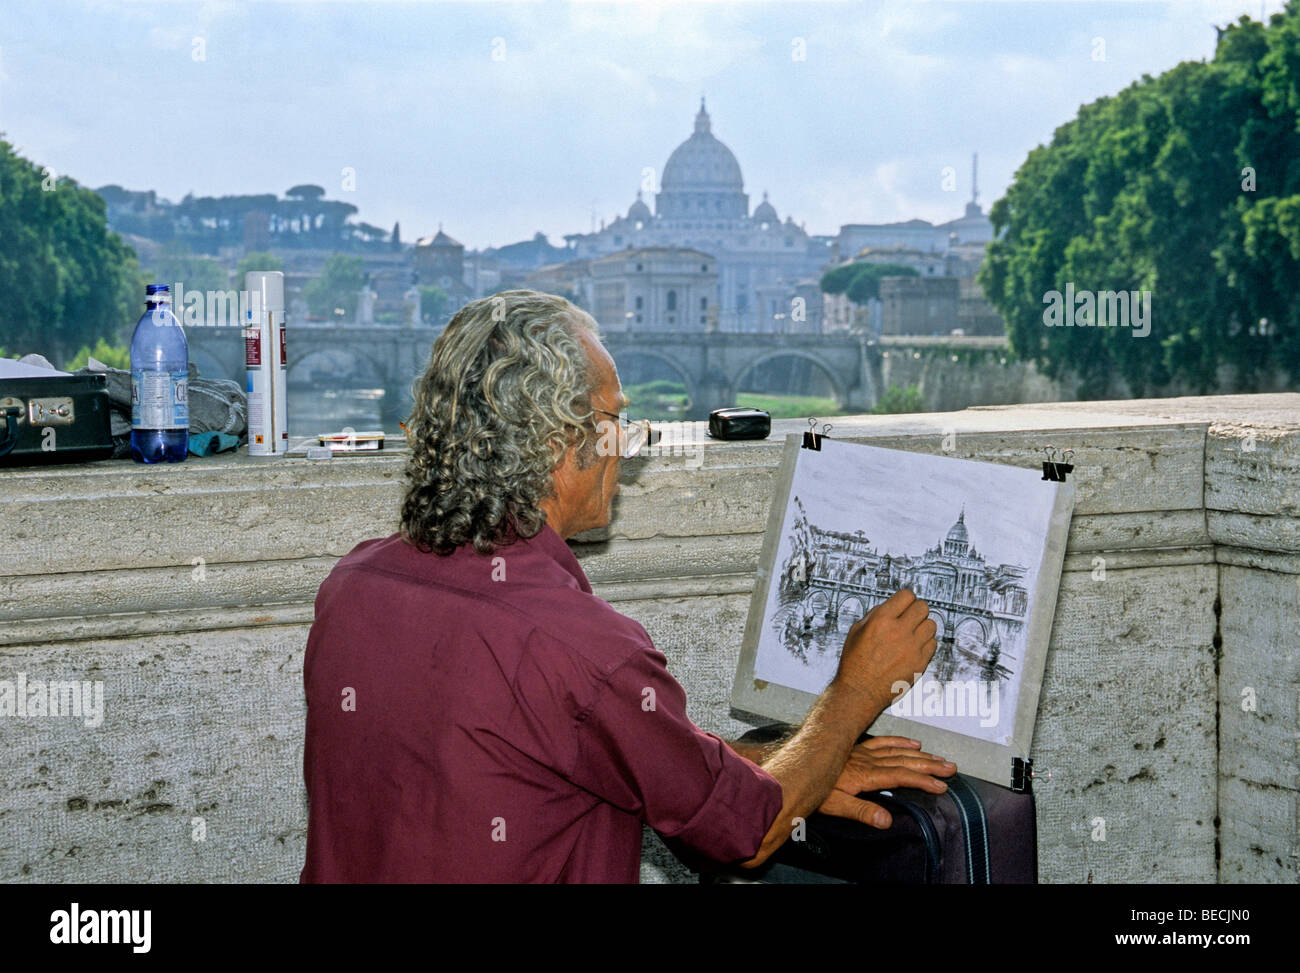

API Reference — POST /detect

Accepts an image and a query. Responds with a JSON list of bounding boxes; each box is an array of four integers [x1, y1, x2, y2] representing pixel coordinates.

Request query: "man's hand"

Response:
[[817, 736, 956, 829], [833, 588, 938, 718]]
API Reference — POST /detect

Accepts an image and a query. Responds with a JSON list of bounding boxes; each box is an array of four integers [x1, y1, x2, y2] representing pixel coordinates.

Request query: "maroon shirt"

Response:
[[300, 524, 783, 883]]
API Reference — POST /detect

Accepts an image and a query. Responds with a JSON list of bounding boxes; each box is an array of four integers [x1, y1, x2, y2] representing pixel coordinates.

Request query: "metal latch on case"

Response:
[[28, 397, 75, 425]]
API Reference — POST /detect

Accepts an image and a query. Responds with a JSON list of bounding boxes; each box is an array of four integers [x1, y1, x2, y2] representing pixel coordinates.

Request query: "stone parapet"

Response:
[[1, 394, 1296, 883]]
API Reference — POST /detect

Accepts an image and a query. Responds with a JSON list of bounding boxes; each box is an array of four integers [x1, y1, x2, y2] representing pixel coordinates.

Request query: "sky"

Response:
[[0, 0, 1285, 250]]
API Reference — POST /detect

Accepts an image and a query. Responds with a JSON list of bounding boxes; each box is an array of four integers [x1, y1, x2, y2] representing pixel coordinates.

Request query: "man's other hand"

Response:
[[816, 736, 957, 829]]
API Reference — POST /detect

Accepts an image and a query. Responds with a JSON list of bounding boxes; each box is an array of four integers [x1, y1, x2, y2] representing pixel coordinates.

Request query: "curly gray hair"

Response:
[[400, 289, 603, 555]]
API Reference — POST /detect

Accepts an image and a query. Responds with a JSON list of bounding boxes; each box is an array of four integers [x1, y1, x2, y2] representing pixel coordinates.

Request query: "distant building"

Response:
[[414, 227, 473, 305], [563, 99, 829, 332], [789, 279, 825, 334], [587, 247, 718, 332], [524, 259, 591, 306], [821, 290, 870, 335], [880, 276, 960, 336], [243, 210, 271, 252], [485, 232, 571, 271], [462, 252, 502, 300], [833, 155, 994, 261], [957, 276, 1005, 336]]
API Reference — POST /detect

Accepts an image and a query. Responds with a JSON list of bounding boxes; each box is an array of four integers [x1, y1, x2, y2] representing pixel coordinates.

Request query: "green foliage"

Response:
[[65, 338, 131, 371], [625, 380, 690, 420], [870, 383, 926, 415], [304, 253, 365, 319], [821, 261, 918, 304], [149, 241, 229, 294], [735, 391, 845, 419], [419, 285, 449, 322], [846, 263, 919, 304], [635, 379, 689, 396], [0, 137, 143, 366], [979, 7, 1300, 396], [820, 263, 862, 295], [235, 251, 284, 281]]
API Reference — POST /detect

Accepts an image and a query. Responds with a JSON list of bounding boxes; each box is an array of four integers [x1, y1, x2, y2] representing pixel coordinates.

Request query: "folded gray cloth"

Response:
[[79, 357, 248, 459]]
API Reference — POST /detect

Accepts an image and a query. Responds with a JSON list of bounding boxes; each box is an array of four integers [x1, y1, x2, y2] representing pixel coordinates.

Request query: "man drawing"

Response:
[[300, 289, 954, 883]]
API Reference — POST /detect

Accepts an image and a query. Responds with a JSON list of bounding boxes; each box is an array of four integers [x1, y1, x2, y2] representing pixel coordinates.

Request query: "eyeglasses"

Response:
[[592, 409, 659, 459]]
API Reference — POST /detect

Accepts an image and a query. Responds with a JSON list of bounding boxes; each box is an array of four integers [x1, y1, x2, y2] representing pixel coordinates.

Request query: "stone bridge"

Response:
[[188, 322, 1012, 420], [799, 572, 1023, 681]]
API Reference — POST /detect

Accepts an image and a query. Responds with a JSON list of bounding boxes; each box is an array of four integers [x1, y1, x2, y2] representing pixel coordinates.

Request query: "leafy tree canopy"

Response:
[[978, 6, 1300, 396], [0, 136, 142, 366], [820, 261, 919, 303], [235, 251, 285, 281], [303, 253, 366, 319]]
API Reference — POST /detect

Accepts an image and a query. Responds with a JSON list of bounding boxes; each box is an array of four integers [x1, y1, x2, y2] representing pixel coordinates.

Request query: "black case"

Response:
[[0, 373, 116, 467], [694, 725, 1038, 884], [708, 407, 771, 440]]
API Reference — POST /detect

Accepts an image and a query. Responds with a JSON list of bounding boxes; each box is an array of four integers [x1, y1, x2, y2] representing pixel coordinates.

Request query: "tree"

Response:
[[419, 285, 449, 322], [65, 337, 131, 371], [978, 8, 1300, 396], [870, 383, 925, 414], [820, 261, 918, 303], [0, 137, 143, 365], [391, 221, 402, 251], [285, 184, 326, 201], [149, 241, 229, 294], [235, 250, 285, 281], [303, 253, 365, 319], [819, 263, 862, 295], [846, 263, 918, 304]]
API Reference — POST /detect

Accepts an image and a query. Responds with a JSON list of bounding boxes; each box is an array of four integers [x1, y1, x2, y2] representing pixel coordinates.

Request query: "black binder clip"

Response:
[[802, 417, 832, 451], [1041, 445, 1074, 482], [1011, 757, 1033, 793]]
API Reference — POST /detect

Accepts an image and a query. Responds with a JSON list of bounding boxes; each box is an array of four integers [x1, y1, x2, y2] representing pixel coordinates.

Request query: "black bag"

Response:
[[699, 725, 1037, 884], [0, 372, 115, 467]]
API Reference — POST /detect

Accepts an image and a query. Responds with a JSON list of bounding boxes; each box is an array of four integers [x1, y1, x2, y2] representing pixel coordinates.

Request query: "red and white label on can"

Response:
[[244, 328, 262, 366]]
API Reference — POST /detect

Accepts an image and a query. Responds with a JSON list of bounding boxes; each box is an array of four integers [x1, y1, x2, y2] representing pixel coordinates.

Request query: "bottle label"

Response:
[[132, 370, 189, 430]]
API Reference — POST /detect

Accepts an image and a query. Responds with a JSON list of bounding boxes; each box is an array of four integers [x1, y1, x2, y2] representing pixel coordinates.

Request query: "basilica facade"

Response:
[[562, 99, 834, 332]]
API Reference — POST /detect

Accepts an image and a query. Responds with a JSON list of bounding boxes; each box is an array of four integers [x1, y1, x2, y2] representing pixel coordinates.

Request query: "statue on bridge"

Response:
[[357, 276, 377, 327], [403, 272, 422, 328]]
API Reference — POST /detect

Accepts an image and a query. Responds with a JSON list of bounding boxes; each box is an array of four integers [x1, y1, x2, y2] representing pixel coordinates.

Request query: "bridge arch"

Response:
[[836, 595, 868, 629], [288, 346, 390, 390], [190, 344, 239, 384], [607, 348, 699, 414], [952, 614, 990, 649], [732, 349, 844, 406]]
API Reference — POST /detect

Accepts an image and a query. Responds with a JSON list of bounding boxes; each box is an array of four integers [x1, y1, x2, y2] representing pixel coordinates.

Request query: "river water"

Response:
[[286, 386, 389, 438]]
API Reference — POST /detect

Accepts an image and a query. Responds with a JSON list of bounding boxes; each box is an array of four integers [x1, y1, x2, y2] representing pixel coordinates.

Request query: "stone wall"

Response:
[[1, 393, 1296, 883]]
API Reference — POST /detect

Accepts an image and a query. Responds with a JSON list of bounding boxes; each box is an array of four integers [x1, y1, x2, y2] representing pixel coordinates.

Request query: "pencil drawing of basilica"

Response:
[[772, 497, 1030, 686]]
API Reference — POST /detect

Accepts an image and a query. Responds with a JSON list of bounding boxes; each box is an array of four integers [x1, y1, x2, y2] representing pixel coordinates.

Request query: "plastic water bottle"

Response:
[[129, 284, 189, 463]]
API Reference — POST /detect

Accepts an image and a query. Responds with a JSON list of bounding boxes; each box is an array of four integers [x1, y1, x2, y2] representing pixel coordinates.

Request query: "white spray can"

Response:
[[244, 270, 289, 456]]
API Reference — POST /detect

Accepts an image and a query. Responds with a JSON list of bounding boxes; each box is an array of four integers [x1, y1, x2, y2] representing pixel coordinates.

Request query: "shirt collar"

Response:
[[527, 522, 593, 595]]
